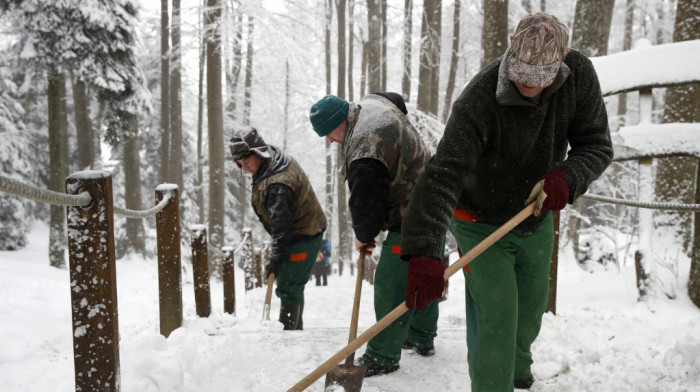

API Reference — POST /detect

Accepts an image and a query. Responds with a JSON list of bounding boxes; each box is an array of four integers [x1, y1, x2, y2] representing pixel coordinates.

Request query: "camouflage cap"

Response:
[[506, 12, 569, 88], [229, 126, 270, 164]]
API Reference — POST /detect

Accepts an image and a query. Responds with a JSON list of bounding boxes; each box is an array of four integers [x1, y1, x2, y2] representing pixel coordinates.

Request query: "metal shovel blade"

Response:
[[324, 363, 366, 392]]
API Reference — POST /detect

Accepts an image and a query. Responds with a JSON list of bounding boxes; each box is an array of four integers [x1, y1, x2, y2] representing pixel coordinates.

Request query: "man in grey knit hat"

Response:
[[400, 13, 613, 391]]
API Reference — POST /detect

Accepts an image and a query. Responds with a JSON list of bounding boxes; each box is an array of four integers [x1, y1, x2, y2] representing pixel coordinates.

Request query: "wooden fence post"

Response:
[[155, 184, 182, 337], [191, 225, 211, 317], [636, 157, 654, 300], [65, 171, 120, 392], [254, 246, 263, 288], [242, 228, 256, 291], [222, 246, 236, 314]]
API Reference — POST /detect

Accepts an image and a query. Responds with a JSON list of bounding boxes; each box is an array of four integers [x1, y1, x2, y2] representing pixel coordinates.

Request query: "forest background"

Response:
[[0, 0, 698, 305]]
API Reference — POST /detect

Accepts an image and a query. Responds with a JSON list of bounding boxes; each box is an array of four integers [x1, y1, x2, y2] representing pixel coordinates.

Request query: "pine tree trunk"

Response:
[[617, 0, 635, 121], [417, 0, 440, 114], [661, 0, 700, 306], [124, 115, 145, 255], [170, 0, 184, 191], [197, 6, 206, 223], [442, 0, 460, 123], [571, 0, 615, 57], [72, 78, 94, 170], [481, 0, 508, 68], [402, 0, 413, 102], [337, 0, 346, 99], [348, 0, 355, 101], [428, 1, 441, 116], [366, 0, 381, 93], [206, 0, 226, 277], [380, 0, 387, 91], [160, 0, 171, 183], [336, 0, 350, 271], [48, 72, 68, 268], [243, 15, 254, 126]]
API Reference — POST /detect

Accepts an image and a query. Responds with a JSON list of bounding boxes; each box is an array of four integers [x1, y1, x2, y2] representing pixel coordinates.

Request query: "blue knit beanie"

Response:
[[309, 95, 349, 137]]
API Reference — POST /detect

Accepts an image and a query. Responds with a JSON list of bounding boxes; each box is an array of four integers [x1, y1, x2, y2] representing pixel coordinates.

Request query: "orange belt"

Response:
[[290, 252, 307, 262], [454, 207, 479, 222], [392, 245, 401, 255]]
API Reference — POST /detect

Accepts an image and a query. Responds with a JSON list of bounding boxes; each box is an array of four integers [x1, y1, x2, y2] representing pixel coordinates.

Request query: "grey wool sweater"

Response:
[[400, 49, 614, 260]]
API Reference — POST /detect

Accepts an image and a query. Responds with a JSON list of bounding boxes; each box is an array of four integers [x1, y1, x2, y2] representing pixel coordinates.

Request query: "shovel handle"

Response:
[[262, 274, 275, 321], [287, 204, 535, 392], [344, 248, 366, 366]]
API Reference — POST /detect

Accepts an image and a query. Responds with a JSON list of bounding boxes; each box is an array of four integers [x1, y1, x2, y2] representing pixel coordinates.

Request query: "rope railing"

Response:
[[114, 194, 171, 218], [582, 193, 700, 211], [179, 222, 251, 258], [0, 173, 91, 207]]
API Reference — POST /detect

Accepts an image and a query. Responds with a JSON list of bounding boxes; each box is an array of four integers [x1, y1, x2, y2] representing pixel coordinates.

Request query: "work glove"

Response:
[[526, 170, 569, 216], [405, 256, 445, 311], [354, 237, 376, 255], [266, 262, 281, 279]]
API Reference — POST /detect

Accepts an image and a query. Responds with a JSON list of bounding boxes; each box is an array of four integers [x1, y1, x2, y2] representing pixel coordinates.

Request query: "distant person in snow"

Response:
[[312, 249, 329, 286], [230, 127, 327, 331], [399, 13, 613, 391], [309, 92, 441, 377]]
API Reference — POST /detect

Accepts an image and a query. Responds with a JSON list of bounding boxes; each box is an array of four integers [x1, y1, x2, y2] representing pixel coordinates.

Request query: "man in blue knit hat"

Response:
[[309, 93, 441, 377]]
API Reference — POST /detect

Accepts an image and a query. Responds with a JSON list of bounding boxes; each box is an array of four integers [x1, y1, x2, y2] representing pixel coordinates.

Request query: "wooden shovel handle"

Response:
[[287, 204, 535, 392], [265, 273, 275, 305], [345, 248, 366, 366]]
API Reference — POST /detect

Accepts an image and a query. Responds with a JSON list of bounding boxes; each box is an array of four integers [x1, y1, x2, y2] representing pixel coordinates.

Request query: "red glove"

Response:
[[526, 170, 569, 216], [405, 256, 445, 310]]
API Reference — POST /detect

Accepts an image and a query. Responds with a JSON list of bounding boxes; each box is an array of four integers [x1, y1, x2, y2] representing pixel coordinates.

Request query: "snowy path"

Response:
[[1, 223, 699, 391]]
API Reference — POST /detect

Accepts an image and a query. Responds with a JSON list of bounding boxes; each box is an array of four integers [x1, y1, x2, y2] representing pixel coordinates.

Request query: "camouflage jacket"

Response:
[[251, 152, 327, 239], [341, 94, 431, 232]]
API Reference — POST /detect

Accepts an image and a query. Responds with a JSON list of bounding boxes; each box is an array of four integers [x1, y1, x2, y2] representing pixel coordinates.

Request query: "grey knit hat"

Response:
[[229, 127, 270, 164], [506, 12, 569, 88]]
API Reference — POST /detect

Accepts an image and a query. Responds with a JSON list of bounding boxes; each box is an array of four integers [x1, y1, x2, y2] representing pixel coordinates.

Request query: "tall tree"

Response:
[[366, 0, 382, 92], [661, 0, 700, 308], [417, 0, 441, 116], [429, 1, 442, 115], [170, 0, 184, 190], [402, 0, 414, 101], [13, 0, 145, 264], [325, 0, 334, 258], [617, 0, 635, 122], [442, 0, 461, 123], [336, 0, 351, 270], [206, 0, 226, 274], [47, 72, 69, 268], [571, 0, 615, 56], [348, 0, 355, 101], [481, 0, 508, 68], [160, 0, 171, 183], [568, 0, 615, 263], [243, 15, 254, 125], [196, 1, 207, 223], [72, 78, 95, 170], [380, 0, 387, 91]]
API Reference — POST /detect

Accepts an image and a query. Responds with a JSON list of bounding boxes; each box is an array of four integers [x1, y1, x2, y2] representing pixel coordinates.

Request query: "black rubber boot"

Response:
[[279, 301, 302, 330], [297, 296, 304, 331], [514, 376, 534, 389]]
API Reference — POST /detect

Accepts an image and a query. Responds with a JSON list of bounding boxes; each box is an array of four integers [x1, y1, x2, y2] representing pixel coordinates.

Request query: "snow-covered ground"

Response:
[[1, 221, 699, 391]]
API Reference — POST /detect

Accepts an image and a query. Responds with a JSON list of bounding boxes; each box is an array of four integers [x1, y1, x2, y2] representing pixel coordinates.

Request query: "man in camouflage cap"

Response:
[[230, 126, 327, 330], [400, 13, 612, 390], [309, 92, 440, 377]]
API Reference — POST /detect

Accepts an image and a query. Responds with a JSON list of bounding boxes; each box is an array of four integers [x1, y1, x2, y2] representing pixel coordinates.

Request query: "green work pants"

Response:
[[451, 213, 553, 392], [275, 233, 323, 305], [365, 231, 439, 367]]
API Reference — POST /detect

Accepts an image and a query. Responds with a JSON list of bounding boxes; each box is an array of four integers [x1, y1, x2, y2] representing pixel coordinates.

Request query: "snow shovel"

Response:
[[288, 203, 535, 392], [262, 273, 275, 321], [323, 248, 368, 392]]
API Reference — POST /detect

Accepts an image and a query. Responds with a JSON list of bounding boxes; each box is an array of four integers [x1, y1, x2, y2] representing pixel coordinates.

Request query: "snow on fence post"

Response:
[[222, 246, 236, 314], [155, 184, 182, 337], [65, 171, 120, 392], [242, 228, 256, 291], [191, 225, 211, 317]]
